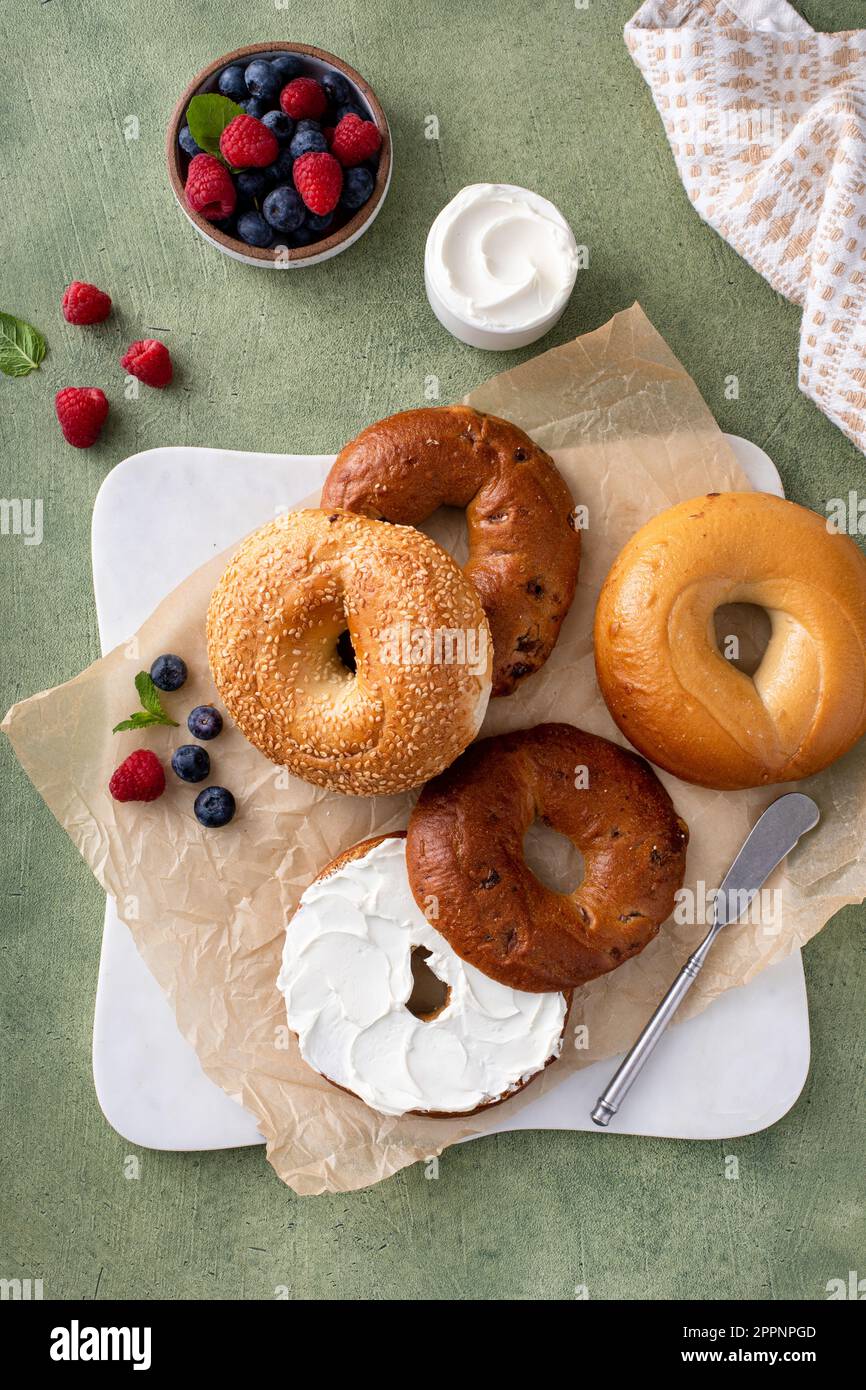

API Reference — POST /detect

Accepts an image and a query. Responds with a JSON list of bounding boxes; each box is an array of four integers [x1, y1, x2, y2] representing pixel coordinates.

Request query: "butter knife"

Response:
[[590, 792, 820, 1128]]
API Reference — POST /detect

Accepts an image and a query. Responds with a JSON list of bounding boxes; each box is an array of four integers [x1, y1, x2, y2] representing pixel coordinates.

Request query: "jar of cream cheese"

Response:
[[424, 183, 579, 350]]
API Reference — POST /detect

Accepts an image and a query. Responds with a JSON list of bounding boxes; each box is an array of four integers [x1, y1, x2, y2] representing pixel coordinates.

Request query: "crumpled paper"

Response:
[[5, 304, 865, 1195]]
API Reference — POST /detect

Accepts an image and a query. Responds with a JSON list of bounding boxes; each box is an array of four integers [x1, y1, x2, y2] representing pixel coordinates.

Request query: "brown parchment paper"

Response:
[[5, 304, 866, 1196]]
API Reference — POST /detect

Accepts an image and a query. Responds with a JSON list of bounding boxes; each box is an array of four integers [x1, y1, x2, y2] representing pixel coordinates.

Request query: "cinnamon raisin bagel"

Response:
[[206, 509, 492, 795], [320, 405, 580, 696], [406, 723, 689, 993], [277, 833, 570, 1118], [594, 492, 866, 790]]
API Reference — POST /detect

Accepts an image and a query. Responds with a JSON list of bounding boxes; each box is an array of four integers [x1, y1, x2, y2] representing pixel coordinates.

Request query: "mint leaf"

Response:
[[0, 312, 47, 378], [186, 93, 244, 156], [112, 672, 179, 733], [112, 712, 169, 733], [135, 671, 167, 718]]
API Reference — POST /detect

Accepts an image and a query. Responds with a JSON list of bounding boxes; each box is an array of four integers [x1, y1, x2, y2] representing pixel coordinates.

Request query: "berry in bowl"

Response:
[[167, 44, 391, 267]]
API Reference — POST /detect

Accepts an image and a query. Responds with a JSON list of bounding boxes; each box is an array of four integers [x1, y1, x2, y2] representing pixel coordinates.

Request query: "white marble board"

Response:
[[90, 437, 809, 1150]]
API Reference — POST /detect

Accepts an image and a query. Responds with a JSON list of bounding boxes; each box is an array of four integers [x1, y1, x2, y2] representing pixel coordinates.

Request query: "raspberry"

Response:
[[279, 77, 327, 120], [121, 339, 173, 388], [62, 281, 112, 325], [293, 151, 343, 216], [219, 114, 278, 169], [109, 749, 166, 803], [330, 114, 382, 168], [54, 387, 109, 448], [184, 153, 237, 221]]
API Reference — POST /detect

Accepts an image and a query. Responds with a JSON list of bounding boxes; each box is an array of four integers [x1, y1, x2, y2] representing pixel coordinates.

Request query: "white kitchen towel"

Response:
[[626, 1, 866, 451]]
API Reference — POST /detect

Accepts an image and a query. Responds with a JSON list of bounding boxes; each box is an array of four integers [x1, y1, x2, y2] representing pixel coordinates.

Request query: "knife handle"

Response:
[[590, 928, 715, 1128]]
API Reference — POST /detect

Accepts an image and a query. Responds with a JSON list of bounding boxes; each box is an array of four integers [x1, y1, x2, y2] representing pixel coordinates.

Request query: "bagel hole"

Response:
[[406, 947, 451, 1021], [419, 506, 471, 567], [713, 603, 772, 677], [335, 629, 357, 674], [523, 821, 585, 895]]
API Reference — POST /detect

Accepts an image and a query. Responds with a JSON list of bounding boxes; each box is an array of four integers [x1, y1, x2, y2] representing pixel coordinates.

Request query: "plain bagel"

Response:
[[406, 723, 689, 993], [320, 405, 581, 696], [206, 508, 492, 795], [594, 491, 866, 790]]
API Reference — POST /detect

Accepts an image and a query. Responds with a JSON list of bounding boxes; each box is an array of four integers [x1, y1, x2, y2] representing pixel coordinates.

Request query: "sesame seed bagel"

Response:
[[206, 509, 492, 796], [320, 405, 581, 696], [406, 723, 689, 993], [594, 492, 866, 789]]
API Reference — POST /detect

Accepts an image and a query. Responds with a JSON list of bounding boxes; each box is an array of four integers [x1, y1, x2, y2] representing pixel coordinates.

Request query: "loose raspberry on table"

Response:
[[121, 339, 173, 389], [62, 281, 112, 325], [184, 153, 237, 221], [218, 113, 279, 169], [293, 151, 343, 216], [109, 749, 166, 803], [54, 387, 109, 448], [279, 76, 327, 120], [330, 114, 382, 168]]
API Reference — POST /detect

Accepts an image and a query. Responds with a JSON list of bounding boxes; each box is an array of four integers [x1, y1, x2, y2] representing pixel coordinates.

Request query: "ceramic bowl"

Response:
[[167, 43, 391, 268]]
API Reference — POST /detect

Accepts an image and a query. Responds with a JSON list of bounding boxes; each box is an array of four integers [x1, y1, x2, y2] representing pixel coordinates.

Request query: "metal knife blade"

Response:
[[711, 792, 821, 930]]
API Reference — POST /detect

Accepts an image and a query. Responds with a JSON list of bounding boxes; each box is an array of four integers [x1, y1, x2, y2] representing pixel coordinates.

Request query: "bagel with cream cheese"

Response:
[[277, 833, 570, 1117]]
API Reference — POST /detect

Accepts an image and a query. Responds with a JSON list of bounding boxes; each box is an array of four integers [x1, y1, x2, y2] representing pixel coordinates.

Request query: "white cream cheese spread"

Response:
[[425, 183, 578, 332], [277, 836, 568, 1117]]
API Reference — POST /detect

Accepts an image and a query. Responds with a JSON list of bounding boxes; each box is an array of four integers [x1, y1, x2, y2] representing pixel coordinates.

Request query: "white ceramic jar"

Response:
[[424, 183, 579, 350]]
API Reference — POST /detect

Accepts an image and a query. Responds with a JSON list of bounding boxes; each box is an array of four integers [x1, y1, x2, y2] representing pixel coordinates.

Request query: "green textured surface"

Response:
[[2, 0, 864, 1302]]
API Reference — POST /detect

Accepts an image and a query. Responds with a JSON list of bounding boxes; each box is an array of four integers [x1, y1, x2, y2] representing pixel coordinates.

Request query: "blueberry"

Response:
[[178, 124, 202, 158], [212, 214, 238, 239], [171, 744, 211, 784], [242, 96, 268, 119], [218, 64, 248, 102], [306, 210, 334, 234], [194, 786, 236, 828], [237, 211, 275, 248], [289, 121, 327, 158], [263, 185, 305, 232], [262, 148, 294, 185], [236, 169, 269, 207], [335, 102, 366, 124], [244, 58, 282, 102], [321, 70, 352, 108], [261, 110, 294, 142], [187, 704, 224, 739], [150, 653, 187, 692], [270, 53, 304, 84], [291, 223, 317, 247], [340, 165, 375, 211]]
